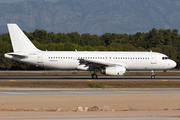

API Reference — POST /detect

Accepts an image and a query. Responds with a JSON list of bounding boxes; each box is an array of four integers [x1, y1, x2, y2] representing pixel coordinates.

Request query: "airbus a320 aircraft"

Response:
[[5, 24, 177, 79]]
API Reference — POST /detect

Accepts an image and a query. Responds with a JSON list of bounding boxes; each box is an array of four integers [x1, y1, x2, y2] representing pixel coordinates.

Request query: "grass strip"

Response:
[[0, 80, 180, 88]]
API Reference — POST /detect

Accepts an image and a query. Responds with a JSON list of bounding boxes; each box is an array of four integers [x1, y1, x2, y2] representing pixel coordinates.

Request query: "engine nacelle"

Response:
[[101, 66, 126, 76]]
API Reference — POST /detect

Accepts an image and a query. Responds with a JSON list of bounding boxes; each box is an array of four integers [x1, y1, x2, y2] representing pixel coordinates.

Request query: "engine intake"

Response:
[[101, 66, 126, 76]]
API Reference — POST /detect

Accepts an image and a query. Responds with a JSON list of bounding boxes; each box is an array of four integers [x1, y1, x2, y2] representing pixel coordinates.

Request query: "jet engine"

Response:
[[101, 66, 126, 76]]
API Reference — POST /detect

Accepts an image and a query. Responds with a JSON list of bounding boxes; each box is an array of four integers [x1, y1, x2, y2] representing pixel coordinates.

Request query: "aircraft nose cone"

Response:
[[171, 60, 177, 68]]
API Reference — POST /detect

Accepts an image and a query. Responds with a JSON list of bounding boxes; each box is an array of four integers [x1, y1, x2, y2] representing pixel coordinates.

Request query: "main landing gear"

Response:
[[151, 70, 155, 79], [91, 69, 99, 79], [91, 74, 98, 79]]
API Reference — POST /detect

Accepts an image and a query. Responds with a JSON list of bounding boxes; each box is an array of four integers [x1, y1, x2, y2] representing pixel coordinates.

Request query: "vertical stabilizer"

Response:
[[7, 24, 39, 52]]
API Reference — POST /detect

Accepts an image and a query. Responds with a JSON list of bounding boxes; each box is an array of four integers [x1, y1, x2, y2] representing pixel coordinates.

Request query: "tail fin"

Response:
[[7, 24, 39, 52]]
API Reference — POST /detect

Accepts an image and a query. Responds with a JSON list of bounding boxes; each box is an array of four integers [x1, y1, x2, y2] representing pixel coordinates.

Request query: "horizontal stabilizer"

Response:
[[5, 52, 28, 59]]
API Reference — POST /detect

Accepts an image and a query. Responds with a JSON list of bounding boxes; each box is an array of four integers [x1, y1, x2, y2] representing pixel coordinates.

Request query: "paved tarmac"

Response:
[[0, 75, 180, 81], [0, 88, 180, 96]]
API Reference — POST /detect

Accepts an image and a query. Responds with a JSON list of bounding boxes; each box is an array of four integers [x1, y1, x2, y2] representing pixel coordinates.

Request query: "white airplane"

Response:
[[5, 24, 177, 79]]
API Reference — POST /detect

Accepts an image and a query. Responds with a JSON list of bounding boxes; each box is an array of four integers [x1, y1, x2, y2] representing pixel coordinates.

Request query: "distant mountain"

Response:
[[1, 0, 180, 35]]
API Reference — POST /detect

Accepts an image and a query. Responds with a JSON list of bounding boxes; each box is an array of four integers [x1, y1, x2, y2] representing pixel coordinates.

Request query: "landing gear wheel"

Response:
[[91, 74, 98, 79], [151, 75, 155, 79]]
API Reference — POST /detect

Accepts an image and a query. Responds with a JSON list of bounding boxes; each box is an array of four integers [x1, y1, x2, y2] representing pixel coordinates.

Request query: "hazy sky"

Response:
[[0, 0, 59, 3]]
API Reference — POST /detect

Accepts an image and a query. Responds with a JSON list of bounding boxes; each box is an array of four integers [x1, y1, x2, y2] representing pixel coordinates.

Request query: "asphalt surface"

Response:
[[0, 88, 180, 96], [0, 75, 180, 81]]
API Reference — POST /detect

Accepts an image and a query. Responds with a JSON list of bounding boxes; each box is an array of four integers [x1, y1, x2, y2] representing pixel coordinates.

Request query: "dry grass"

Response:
[[0, 80, 180, 88]]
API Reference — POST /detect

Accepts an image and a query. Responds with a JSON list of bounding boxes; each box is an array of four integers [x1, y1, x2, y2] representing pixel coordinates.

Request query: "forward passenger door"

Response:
[[151, 54, 156, 64]]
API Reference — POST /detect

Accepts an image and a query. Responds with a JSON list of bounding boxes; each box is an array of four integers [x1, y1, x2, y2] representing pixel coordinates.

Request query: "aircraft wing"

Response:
[[78, 59, 128, 70], [78, 59, 115, 69]]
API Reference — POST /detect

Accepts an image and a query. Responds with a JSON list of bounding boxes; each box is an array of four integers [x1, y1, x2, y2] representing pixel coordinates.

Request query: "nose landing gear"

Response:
[[151, 70, 155, 79]]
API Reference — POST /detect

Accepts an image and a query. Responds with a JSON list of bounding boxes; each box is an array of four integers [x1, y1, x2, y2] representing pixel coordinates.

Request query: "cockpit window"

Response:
[[162, 57, 170, 60]]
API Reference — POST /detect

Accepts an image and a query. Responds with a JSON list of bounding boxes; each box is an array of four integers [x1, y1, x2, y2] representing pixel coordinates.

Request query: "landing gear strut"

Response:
[[151, 70, 155, 79]]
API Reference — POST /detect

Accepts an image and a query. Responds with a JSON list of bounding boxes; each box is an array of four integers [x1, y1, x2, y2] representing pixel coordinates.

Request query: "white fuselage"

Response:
[[5, 51, 177, 71]]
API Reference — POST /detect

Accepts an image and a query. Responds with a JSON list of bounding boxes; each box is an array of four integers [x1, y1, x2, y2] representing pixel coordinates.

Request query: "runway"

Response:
[[0, 75, 180, 81], [1, 88, 180, 119], [0, 88, 180, 96]]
